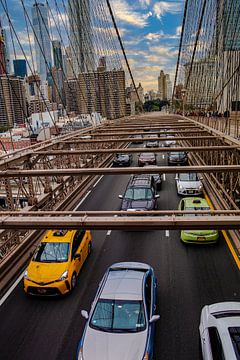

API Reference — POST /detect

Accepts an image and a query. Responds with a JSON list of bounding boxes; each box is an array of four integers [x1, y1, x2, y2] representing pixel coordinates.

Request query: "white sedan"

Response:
[[199, 302, 240, 360], [175, 173, 203, 195]]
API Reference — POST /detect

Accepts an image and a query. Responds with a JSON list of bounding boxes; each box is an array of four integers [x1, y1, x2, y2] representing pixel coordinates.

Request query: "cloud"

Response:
[[153, 2, 182, 20], [139, 0, 151, 6], [112, 0, 151, 27], [176, 25, 182, 36]]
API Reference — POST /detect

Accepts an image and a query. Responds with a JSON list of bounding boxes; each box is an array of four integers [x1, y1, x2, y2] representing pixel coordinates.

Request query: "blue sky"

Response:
[[1, 0, 184, 92], [112, 0, 184, 90]]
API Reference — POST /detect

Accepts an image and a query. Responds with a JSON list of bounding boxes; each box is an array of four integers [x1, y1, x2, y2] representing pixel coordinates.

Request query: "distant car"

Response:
[[131, 134, 143, 144], [178, 197, 218, 244], [163, 134, 176, 147], [77, 262, 160, 360], [144, 165, 162, 190], [138, 152, 157, 166], [119, 174, 159, 211], [112, 154, 132, 167], [24, 229, 92, 296], [168, 151, 188, 165], [146, 139, 159, 148], [199, 302, 240, 360], [175, 173, 203, 195]]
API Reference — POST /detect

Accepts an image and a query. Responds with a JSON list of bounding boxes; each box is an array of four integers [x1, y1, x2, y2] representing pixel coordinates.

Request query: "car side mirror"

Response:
[[200, 177, 203, 180], [149, 315, 160, 324], [74, 253, 81, 260], [118, 195, 123, 199], [155, 194, 160, 199], [81, 310, 89, 320]]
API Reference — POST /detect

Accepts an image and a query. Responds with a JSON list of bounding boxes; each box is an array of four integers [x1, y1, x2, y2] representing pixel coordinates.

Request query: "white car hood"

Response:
[[178, 180, 201, 189], [82, 327, 147, 360]]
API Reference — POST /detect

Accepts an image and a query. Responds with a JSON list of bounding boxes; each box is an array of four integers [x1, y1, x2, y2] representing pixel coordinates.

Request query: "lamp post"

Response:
[[181, 88, 187, 117]]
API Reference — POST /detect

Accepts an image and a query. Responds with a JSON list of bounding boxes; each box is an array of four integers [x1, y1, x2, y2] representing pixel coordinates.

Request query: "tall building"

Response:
[[51, 67, 65, 106], [68, 0, 93, 74], [64, 78, 79, 113], [65, 46, 74, 79], [158, 70, 166, 100], [32, 3, 52, 81], [52, 40, 63, 70], [13, 59, 27, 78], [0, 75, 27, 127], [0, 20, 7, 75], [78, 68, 126, 119], [158, 70, 172, 101]]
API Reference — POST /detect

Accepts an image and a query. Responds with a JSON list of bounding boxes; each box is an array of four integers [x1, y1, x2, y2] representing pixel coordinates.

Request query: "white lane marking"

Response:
[[74, 190, 91, 209], [0, 269, 25, 306], [107, 230, 112, 236], [163, 174, 166, 181], [93, 175, 104, 188], [162, 155, 165, 159], [165, 230, 170, 237]]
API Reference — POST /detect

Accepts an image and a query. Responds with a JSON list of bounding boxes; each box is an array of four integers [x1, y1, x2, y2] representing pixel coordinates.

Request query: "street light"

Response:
[[181, 88, 187, 117]]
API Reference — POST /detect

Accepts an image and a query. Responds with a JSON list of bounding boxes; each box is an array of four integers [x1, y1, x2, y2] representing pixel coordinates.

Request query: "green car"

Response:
[[178, 197, 219, 244]]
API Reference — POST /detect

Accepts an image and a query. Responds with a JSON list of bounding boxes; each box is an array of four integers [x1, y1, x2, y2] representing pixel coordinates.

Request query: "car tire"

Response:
[[88, 242, 92, 256], [71, 272, 77, 290]]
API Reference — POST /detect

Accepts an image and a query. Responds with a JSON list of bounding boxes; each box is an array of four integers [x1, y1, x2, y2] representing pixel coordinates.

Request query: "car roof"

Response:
[[183, 197, 209, 209], [203, 303, 240, 359], [130, 175, 152, 187], [100, 269, 145, 301], [41, 230, 75, 243]]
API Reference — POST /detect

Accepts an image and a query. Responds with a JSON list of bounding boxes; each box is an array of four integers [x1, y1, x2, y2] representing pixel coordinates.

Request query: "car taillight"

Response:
[[143, 352, 149, 360]]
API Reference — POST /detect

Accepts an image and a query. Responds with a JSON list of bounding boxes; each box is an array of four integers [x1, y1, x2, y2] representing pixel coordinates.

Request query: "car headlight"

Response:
[[58, 270, 68, 281], [199, 184, 203, 190], [179, 185, 184, 190], [24, 270, 29, 280]]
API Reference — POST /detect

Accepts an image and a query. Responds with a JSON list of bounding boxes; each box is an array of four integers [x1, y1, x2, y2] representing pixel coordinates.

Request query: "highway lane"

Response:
[[0, 147, 240, 360]]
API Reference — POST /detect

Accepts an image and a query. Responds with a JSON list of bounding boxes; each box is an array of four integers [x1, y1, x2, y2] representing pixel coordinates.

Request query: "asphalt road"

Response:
[[0, 144, 239, 360]]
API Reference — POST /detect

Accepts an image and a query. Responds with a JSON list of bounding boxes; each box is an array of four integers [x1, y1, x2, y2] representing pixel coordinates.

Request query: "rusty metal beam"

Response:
[[0, 215, 239, 230], [0, 165, 240, 178], [61, 135, 220, 144], [34, 145, 240, 156], [90, 130, 208, 137]]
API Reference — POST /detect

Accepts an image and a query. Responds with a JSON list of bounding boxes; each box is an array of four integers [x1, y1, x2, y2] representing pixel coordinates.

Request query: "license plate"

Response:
[[197, 237, 205, 241], [37, 288, 47, 294], [188, 190, 193, 194]]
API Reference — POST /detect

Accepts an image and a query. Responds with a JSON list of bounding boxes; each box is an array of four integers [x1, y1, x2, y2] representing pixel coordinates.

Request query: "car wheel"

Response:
[[88, 242, 92, 256], [71, 272, 77, 290]]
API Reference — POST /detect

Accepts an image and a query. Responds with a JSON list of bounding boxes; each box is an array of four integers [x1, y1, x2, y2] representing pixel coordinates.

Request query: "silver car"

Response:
[[175, 173, 203, 195], [77, 262, 160, 360], [199, 302, 240, 360]]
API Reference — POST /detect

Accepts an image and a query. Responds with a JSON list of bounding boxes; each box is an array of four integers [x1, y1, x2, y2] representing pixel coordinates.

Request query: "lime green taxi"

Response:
[[178, 197, 219, 244]]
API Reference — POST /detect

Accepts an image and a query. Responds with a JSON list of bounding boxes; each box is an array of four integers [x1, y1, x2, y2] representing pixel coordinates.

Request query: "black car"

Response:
[[119, 174, 159, 212], [168, 151, 188, 165], [112, 154, 132, 167]]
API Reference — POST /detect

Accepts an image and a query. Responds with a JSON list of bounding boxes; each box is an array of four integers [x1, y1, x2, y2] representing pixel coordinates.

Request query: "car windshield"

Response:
[[116, 154, 128, 160], [33, 242, 70, 263], [170, 152, 185, 157], [90, 299, 146, 333], [185, 206, 210, 216], [124, 188, 153, 200], [179, 173, 199, 181], [140, 153, 154, 158]]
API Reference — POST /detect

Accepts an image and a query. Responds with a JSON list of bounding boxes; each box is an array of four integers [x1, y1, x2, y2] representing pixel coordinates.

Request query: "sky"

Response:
[[112, 0, 184, 91], [1, 0, 184, 93]]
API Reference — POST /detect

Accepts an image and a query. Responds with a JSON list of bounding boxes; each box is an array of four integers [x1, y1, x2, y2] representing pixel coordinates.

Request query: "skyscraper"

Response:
[[32, 3, 52, 81], [52, 40, 63, 70], [158, 70, 172, 101], [13, 59, 27, 78], [0, 20, 7, 75], [68, 0, 93, 74]]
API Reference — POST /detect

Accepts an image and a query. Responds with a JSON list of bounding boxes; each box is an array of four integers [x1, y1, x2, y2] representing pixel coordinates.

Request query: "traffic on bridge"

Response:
[[0, 1, 240, 360]]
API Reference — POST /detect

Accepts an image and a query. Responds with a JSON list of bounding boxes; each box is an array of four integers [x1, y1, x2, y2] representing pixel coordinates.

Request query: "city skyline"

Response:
[[0, 0, 184, 91]]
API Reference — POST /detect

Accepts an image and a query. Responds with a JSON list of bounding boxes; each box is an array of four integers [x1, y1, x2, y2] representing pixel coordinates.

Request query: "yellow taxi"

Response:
[[24, 229, 92, 296]]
